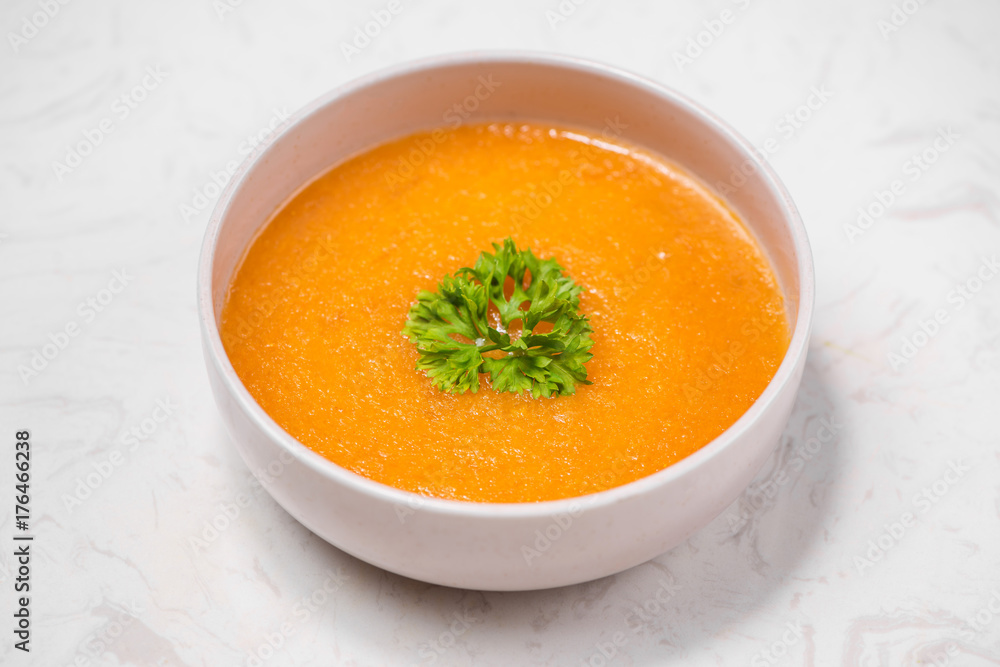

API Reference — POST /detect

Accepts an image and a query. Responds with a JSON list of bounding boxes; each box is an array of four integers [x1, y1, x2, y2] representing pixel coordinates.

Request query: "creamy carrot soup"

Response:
[[221, 122, 790, 503]]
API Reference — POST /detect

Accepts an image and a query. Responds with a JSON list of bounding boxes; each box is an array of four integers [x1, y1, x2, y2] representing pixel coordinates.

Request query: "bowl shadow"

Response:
[[276, 350, 844, 665]]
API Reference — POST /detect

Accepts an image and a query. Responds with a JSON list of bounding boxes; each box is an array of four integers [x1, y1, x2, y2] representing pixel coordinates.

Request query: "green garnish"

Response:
[[402, 237, 594, 398]]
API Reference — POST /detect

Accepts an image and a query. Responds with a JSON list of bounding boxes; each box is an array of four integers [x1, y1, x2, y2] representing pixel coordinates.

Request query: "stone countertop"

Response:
[[2, 0, 999, 665]]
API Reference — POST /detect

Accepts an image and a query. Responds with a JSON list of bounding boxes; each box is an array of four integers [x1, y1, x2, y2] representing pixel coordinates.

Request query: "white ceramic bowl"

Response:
[[198, 52, 814, 591]]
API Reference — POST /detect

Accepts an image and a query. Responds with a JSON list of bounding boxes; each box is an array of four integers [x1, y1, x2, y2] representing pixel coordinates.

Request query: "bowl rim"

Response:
[[197, 50, 815, 519]]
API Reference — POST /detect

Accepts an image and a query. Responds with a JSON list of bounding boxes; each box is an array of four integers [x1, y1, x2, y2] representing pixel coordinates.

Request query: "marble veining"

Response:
[[1, 0, 998, 664]]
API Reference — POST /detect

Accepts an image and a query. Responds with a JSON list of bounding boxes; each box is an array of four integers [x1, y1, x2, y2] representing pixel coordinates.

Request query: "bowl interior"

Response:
[[209, 56, 803, 326], [203, 53, 811, 510]]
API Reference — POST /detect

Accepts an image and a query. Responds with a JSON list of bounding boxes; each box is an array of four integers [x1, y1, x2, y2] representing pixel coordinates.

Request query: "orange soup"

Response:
[[221, 122, 790, 503]]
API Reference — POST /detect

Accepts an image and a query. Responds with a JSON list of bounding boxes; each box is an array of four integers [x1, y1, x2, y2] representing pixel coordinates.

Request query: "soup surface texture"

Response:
[[221, 122, 790, 503]]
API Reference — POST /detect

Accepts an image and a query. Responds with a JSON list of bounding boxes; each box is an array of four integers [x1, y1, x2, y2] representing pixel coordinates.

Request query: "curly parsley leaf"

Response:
[[402, 238, 594, 398]]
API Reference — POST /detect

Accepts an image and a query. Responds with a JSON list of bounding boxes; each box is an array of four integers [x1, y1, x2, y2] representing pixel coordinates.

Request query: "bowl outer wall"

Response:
[[197, 52, 814, 591]]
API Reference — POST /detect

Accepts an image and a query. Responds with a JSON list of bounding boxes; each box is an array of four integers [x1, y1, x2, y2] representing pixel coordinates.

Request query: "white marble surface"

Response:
[[2, 0, 999, 665]]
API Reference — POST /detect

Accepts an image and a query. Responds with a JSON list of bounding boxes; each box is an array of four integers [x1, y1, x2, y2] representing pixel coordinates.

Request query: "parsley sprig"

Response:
[[402, 238, 594, 398]]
